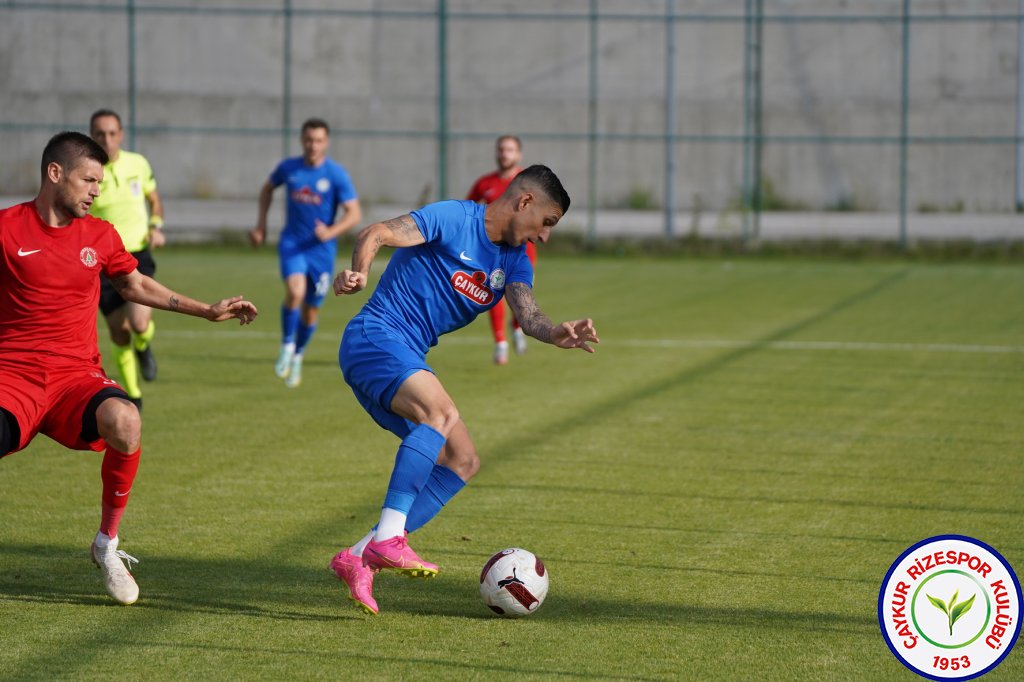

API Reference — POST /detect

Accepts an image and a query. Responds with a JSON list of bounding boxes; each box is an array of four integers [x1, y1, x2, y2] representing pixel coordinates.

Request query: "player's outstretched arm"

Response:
[[333, 214, 425, 296], [249, 180, 275, 247], [111, 269, 258, 325], [505, 282, 600, 353], [315, 198, 363, 242]]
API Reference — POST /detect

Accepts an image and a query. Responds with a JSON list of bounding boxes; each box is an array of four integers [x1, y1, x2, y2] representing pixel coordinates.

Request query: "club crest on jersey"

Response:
[[489, 268, 506, 290], [290, 186, 322, 206], [316, 178, 331, 192], [80, 247, 98, 267], [451, 270, 495, 306]]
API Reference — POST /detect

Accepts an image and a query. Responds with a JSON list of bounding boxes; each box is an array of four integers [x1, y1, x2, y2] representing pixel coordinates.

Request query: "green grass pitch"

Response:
[[1, 246, 1021, 680]]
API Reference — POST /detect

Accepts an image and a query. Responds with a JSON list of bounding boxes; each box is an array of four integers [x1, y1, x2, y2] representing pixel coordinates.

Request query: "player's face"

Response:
[[510, 194, 562, 247], [495, 139, 521, 172], [56, 158, 104, 220], [90, 116, 123, 160], [301, 127, 330, 166]]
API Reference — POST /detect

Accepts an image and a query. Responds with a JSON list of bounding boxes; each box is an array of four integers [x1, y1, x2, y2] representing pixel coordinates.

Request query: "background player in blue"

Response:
[[250, 118, 362, 388], [328, 165, 600, 615]]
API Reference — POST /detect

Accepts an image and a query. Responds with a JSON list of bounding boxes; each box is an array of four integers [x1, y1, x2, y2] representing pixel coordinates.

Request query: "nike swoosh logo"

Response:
[[459, 251, 474, 262], [113, 490, 131, 497], [17, 248, 42, 257]]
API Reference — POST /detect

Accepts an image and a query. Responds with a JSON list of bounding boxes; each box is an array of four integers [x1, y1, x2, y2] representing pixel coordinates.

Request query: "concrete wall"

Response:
[[0, 0, 1020, 213]]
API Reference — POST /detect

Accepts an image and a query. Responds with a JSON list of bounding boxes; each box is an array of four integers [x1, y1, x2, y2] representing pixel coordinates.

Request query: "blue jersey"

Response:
[[359, 200, 534, 355], [270, 156, 358, 253]]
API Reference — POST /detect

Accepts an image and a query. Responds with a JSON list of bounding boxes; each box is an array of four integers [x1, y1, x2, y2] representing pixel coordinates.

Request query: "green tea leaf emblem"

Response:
[[928, 590, 975, 636]]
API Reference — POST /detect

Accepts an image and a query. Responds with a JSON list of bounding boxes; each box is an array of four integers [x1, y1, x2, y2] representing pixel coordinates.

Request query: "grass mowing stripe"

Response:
[[3, 251, 1022, 680], [160, 328, 1024, 355]]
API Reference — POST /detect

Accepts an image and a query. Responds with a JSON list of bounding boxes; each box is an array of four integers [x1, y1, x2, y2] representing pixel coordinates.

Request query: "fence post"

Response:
[[664, 0, 676, 238], [899, 0, 911, 248], [587, 0, 599, 245], [282, 0, 292, 156], [742, 0, 763, 243], [437, 0, 448, 200], [1016, 0, 1024, 211], [127, 0, 137, 149]]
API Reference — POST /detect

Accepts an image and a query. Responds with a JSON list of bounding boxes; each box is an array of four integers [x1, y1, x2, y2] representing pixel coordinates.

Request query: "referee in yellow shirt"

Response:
[[89, 109, 165, 411]]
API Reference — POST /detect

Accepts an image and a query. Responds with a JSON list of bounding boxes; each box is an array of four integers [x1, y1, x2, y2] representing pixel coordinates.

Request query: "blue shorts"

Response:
[[278, 237, 334, 308], [340, 315, 432, 438]]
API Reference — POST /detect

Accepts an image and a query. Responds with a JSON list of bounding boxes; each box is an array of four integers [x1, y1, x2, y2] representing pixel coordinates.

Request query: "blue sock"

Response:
[[383, 424, 446, 514], [405, 465, 466, 534], [295, 321, 317, 354], [281, 306, 300, 345]]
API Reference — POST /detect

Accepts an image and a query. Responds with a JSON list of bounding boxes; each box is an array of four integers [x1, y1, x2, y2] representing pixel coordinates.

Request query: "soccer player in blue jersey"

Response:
[[250, 118, 362, 388], [328, 165, 599, 615]]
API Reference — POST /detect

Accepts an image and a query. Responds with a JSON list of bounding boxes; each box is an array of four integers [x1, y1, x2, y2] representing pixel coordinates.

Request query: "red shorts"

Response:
[[0, 354, 126, 455]]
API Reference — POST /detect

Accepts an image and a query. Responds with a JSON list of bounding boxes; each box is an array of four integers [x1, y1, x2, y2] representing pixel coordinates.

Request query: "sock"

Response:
[[489, 303, 507, 343], [295, 321, 317, 354], [133, 320, 155, 352], [281, 306, 301, 345], [94, 530, 116, 548], [374, 424, 446, 540], [405, 465, 467, 534], [350, 530, 375, 557], [113, 344, 141, 399], [100, 445, 141, 538], [376, 508, 407, 540], [512, 317, 523, 333]]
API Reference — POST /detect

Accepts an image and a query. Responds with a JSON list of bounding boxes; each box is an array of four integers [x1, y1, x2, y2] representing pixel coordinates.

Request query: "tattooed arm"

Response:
[[505, 282, 600, 353], [110, 269, 258, 324], [334, 214, 425, 295]]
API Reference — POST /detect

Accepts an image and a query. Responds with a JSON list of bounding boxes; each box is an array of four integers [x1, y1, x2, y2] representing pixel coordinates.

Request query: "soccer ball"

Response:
[[479, 548, 549, 617]]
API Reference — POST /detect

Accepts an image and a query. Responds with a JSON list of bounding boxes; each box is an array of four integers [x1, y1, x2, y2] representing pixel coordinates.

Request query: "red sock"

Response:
[[489, 303, 506, 343], [100, 445, 141, 538]]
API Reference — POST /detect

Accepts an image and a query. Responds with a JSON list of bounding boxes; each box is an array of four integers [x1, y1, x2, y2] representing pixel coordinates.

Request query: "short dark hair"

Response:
[[89, 108, 122, 129], [301, 118, 330, 135], [496, 134, 522, 150], [512, 164, 570, 214], [41, 131, 109, 178]]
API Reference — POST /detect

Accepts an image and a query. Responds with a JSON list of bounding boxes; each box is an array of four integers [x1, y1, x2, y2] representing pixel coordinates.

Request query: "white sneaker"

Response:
[[285, 354, 303, 388], [274, 345, 294, 378], [513, 328, 528, 356], [91, 535, 139, 605], [493, 341, 509, 366]]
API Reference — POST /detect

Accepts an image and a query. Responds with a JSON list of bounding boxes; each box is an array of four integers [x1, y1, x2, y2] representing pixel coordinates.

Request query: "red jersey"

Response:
[[466, 169, 521, 205], [0, 201, 138, 364]]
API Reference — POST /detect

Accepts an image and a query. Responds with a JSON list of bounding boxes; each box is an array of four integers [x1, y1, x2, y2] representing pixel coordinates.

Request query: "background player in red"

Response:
[[466, 135, 535, 365], [0, 132, 258, 605]]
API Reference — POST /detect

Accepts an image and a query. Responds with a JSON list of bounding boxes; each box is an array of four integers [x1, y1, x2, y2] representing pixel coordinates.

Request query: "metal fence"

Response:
[[1, 0, 1021, 245]]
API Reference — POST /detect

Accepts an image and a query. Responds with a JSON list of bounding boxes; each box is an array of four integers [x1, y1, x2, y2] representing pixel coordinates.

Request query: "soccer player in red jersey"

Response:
[[466, 135, 535, 365], [0, 132, 259, 605]]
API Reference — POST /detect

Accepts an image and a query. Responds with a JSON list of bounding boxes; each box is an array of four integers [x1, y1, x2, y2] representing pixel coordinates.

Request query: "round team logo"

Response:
[[79, 247, 98, 267], [489, 268, 506, 290], [879, 535, 1021, 680], [316, 178, 331, 193]]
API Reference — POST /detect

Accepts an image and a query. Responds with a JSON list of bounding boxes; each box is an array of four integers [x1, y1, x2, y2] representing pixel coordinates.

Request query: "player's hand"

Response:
[[207, 296, 259, 325], [148, 228, 166, 249], [249, 227, 265, 247], [314, 220, 332, 242], [334, 269, 367, 295], [551, 318, 600, 353]]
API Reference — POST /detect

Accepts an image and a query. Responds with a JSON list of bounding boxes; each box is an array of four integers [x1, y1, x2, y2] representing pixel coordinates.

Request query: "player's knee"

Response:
[[434, 404, 461, 437], [97, 399, 142, 453]]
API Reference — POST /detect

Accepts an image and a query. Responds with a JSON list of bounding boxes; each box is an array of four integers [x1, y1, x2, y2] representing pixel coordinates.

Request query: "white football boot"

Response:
[[285, 354, 303, 388], [91, 534, 140, 605]]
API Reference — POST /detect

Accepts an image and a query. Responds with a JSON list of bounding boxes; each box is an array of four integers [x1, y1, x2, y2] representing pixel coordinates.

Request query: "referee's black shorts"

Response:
[[99, 249, 156, 316]]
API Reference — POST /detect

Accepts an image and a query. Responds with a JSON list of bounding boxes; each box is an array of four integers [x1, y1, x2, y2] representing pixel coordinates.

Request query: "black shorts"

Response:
[[100, 249, 155, 316]]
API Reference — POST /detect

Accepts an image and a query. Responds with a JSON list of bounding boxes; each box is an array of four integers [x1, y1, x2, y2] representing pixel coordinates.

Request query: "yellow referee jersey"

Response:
[[90, 150, 157, 253]]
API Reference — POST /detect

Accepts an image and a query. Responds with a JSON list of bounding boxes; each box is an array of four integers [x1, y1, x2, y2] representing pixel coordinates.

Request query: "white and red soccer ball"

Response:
[[479, 548, 549, 617]]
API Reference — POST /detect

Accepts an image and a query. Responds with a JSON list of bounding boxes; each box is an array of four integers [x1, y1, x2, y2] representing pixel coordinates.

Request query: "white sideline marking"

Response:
[[159, 330, 1024, 354]]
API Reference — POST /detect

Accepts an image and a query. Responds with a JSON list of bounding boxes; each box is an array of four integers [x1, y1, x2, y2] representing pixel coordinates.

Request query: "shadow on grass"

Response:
[[0, 541, 875, 631]]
